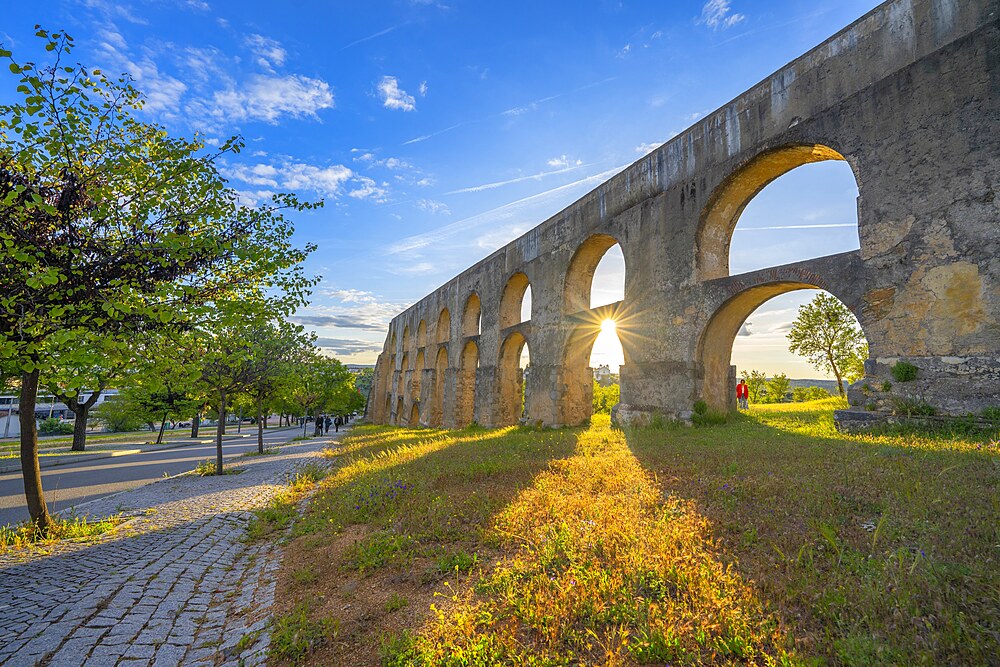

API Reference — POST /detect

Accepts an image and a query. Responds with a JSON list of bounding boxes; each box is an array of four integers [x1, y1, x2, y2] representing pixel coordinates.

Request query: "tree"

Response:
[[354, 368, 375, 400], [283, 353, 354, 437], [740, 370, 767, 403], [792, 386, 831, 402], [43, 334, 129, 451], [764, 373, 791, 403], [592, 381, 620, 415], [787, 293, 867, 398], [0, 31, 315, 529], [243, 320, 313, 454]]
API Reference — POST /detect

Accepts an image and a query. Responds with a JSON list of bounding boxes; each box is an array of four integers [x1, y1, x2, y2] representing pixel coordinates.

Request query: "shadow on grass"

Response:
[[625, 402, 1000, 666]]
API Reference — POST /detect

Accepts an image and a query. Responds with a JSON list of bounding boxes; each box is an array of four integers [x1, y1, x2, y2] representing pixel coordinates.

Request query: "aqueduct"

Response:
[[368, 0, 1000, 428]]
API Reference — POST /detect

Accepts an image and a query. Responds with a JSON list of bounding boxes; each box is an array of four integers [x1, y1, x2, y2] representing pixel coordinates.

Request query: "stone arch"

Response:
[[499, 272, 531, 329], [456, 340, 479, 427], [432, 346, 448, 426], [564, 233, 626, 313], [462, 293, 481, 337], [436, 308, 451, 344], [389, 330, 397, 353], [402, 325, 411, 352], [696, 143, 857, 281], [409, 402, 421, 427], [559, 316, 626, 426], [415, 349, 425, 372], [396, 397, 403, 425], [697, 280, 867, 412], [416, 320, 427, 348], [397, 352, 408, 399], [384, 395, 391, 423], [498, 332, 529, 426]]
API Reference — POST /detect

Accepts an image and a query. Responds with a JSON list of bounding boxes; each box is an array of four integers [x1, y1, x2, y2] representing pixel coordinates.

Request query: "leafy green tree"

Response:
[[283, 353, 354, 437], [92, 393, 146, 433], [243, 320, 314, 453], [764, 373, 791, 403], [0, 31, 315, 529], [354, 368, 375, 400], [792, 386, 831, 402], [43, 334, 130, 451], [787, 293, 867, 398], [740, 370, 767, 403]]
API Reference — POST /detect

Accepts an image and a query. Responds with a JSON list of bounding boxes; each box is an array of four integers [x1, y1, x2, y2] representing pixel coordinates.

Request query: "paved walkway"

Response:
[[0, 431, 341, 667]]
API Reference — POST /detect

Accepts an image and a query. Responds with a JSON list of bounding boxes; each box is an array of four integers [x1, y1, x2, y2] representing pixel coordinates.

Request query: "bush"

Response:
[[891, 361, 918, 382], [92, 395, 146, 432], [592, 381, 620, 415], [792, 386, 831, 402], [38, 417, 74, 435]]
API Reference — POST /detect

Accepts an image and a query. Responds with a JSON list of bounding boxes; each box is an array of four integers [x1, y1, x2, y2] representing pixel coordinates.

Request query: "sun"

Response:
[[600, 318, 616, 333]]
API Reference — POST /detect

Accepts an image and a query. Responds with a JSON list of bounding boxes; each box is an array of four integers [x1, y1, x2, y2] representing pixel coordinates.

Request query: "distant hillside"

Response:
[[786, 378, 846, 394]]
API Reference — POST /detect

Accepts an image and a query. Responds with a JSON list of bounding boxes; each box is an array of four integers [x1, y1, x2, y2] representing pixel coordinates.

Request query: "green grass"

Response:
[[192, 459, 242, 476], [245, 462, 328, 542], [0, 513, 126, 553], [274, 403, 1000, 666]]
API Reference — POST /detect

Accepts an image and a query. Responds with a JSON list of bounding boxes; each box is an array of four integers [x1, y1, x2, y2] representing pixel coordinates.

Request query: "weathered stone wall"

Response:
[[367, 0, 1000, 427]]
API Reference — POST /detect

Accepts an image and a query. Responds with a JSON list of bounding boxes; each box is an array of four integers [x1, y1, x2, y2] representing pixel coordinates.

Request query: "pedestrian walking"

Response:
[[324, 415, 331, 434], [334, 415, 342, 432], [736, 379, 749, 410]]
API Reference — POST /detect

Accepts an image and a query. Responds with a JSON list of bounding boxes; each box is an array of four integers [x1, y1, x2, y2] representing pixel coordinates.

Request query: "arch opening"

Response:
[[500, 272, 531, 329], [699, 283, 869, 412], [564, 234, 625, 314], [698, 144, 859, 280], [402, 325, 411, 352], [462, 293, 481, 337], [436, 308, 451, 344], [432, 346, 448, 426], [409, 402, 420, 427], [561, 318, 626, 425], [416, 320, 427, 348], [396, 397, 403, 425], [456, 340, 479, 427], [498, 332, 530, 426]]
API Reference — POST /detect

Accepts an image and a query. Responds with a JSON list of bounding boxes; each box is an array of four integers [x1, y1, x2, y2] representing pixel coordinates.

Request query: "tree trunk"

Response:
[[19, 370, 51, 531], [216, 389, 226, 476], [828, 351, 845, 397], [257, 399, 264, 454], [71, 406, 88, 452], [156, 410, 168, 444], [67, 389, 102, 452], [191, 412, 200, 438], [302, 413, 308, 437]]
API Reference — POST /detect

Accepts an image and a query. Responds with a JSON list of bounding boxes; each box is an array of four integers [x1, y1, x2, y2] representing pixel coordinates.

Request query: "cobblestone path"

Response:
[[0, 432, 339, 667]]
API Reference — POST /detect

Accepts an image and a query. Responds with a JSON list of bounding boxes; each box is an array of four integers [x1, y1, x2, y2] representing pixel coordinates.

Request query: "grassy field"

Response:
[[269, 400, 1000, 666]]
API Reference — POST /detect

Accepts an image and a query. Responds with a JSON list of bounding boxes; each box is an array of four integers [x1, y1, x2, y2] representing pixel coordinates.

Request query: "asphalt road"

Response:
[[0, 426, 311, 527]]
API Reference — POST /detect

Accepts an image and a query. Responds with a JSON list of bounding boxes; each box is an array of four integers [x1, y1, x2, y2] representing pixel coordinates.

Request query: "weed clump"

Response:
[[269, 602, 338, 665], [891, 360, 919, 382]]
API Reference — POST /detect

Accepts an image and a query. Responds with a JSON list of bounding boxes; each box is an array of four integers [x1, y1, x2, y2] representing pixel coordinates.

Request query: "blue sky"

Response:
[[1, 0, 879, 378]]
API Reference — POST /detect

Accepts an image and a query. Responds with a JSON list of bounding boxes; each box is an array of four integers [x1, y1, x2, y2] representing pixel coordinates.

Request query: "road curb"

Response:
[[0, 426, 302, 475]]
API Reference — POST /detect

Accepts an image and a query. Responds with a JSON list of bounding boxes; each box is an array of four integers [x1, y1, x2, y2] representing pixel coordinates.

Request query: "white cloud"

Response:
[[281, 163, 353, 196], [419, 81, 428, 96], [547, 155, 582, 168], [206, 74, 334, 124], [245, 34, 287, 72], [224, 160, 380, 200], [383, 157, 411, 170], [416, 199, 450, 215], [616, 44, 631, 59], [348, 176, 389, 202], [378, 76, 416, 112], [415, 177, 435, 187], [700, 0, 746, 29], [324, 288, 378, 303], [635, 141, 664, 154]]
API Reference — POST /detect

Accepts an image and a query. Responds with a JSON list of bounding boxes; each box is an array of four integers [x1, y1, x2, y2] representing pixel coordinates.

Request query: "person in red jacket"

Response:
[[736, 379, 749, 410]]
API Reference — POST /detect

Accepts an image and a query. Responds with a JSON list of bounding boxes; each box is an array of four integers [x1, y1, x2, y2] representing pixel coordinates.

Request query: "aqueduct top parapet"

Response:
[[369, 0, 1000, 428]]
